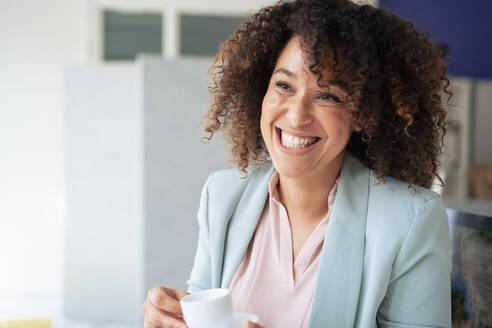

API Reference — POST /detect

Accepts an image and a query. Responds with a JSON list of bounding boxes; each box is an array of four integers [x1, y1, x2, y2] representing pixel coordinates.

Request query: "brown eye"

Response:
[[320, 93, 341, 103], [275, 81, 290, 90]]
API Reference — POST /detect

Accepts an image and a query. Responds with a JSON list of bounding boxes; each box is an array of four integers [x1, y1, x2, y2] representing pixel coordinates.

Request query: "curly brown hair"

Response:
[[202, 0, 452, 189]]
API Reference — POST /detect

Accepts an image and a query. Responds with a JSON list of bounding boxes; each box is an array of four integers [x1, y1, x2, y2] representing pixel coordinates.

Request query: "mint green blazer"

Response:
[[186, 151, 452, 328]]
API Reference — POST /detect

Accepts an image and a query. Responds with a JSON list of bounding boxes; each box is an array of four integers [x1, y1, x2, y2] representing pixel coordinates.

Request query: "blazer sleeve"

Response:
[[376, 196, 452, 328], [186, 174, 213, 293]]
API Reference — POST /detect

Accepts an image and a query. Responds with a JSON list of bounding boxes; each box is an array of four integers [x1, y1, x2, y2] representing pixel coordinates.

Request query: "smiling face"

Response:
[[260, 35, 358, 180]]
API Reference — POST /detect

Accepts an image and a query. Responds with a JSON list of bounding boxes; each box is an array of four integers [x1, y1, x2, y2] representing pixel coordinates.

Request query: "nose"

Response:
[[286, 95, 313, 128]]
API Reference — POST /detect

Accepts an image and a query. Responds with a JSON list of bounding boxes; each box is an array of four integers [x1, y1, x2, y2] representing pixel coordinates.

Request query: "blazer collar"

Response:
[[220, 151, 370, 327]]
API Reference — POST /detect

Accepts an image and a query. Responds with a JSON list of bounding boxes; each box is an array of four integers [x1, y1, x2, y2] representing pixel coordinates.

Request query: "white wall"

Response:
[[0, 0, 87, 298], [64, 64, 142, 323]]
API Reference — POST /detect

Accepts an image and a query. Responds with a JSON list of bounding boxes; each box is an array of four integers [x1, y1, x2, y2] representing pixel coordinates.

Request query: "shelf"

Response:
[[443, 197, 492, 218]]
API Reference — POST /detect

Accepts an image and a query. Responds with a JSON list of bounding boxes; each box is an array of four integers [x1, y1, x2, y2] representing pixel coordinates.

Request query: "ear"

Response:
[[353, 124, 363, 132]]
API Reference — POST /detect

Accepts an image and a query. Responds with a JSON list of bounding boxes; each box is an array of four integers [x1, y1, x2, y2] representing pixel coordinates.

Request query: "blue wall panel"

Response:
[[380, 0, 492, 78]]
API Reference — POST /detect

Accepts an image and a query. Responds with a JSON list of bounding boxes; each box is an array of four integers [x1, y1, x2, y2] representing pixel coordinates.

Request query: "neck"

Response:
[[277, 151, 345, 226]]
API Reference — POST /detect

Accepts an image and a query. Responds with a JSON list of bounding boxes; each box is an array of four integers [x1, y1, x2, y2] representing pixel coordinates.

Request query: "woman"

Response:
[[142, 0, 452, 327]]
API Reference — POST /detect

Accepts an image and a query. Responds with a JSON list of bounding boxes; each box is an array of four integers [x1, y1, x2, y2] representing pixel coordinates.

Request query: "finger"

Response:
[[144, 318, 155, 328], [162, 308, 185, 320], [141, 301, 158, 326], [142, 300, 187, 328], [168, 288, 190, 301], [165, 289, 189, 316], [149, 286, 183, 315], [150, 308, 187, 328]]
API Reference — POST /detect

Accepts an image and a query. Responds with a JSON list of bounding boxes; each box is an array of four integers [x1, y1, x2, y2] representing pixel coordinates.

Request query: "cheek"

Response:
[[262, 89, 282, 111], [322, 111, 354, 139], [260, 92, 280, 129], [260, 95, 273, 144]]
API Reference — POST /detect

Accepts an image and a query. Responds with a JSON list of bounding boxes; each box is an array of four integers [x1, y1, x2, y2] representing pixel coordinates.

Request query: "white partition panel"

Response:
[[141, 57, 229, 293], [64, 57, 229, 325]]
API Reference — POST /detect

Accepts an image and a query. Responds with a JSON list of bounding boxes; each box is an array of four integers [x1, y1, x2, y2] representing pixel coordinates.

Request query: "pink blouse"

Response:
[[229, 171, 340, 328]]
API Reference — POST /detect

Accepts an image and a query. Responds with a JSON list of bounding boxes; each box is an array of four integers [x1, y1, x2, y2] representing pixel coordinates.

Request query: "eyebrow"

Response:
[[273, 68, 349, 92], [273, 68, 296, 78]]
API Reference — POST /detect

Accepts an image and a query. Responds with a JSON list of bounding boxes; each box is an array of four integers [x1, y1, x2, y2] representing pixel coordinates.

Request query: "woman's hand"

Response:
[[243, 321, 265, 328], [141, 286, 190, 328]]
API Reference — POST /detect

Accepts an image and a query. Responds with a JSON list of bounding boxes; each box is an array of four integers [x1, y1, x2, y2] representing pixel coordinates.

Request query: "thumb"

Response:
[[243, 320, 264, 328], [168, 288, 190, 300], [164, 288, 190, 317]]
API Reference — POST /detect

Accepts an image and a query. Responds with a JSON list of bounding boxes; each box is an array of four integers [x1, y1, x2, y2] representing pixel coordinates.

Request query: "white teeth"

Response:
[[280, 130, 318, 149]]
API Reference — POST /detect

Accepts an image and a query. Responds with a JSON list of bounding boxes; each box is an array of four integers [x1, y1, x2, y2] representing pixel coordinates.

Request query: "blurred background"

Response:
[[0, 0, 490, 327]]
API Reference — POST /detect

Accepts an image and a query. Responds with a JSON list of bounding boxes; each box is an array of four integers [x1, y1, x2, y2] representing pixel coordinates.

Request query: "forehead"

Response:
[[275, 36, 342, 82], [274, 36, 311, 77]]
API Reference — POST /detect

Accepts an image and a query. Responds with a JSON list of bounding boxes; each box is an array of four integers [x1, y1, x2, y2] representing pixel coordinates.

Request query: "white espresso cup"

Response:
[[180, 288, 259, 328], [180, 288, 233, 328]]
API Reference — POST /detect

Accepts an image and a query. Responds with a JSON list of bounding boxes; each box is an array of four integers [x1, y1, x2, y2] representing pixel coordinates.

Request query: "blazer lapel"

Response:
[[220, 161, 275, 288], [307, 151, 370, 328]]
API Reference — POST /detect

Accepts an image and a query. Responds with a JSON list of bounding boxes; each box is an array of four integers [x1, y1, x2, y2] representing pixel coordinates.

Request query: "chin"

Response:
[[271, 157, 312, 179]]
